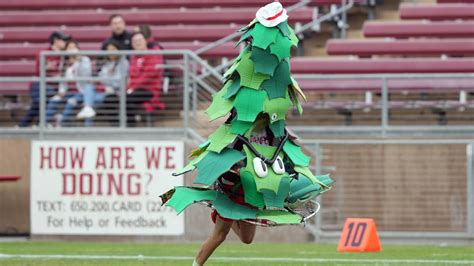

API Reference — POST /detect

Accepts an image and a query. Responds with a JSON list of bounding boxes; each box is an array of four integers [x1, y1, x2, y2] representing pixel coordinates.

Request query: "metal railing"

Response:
[[296, 0, 356, 39], [289, 73, 474, 138], [0, 50, 473, 140]]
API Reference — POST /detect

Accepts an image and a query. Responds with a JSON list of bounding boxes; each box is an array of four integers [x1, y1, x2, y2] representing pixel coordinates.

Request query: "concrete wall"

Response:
[[0, 138, 31, 234], [320, 144, 467, 232]]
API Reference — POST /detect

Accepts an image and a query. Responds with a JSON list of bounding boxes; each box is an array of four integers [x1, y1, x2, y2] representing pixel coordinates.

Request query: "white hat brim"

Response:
[[256, 7, 288, 28]]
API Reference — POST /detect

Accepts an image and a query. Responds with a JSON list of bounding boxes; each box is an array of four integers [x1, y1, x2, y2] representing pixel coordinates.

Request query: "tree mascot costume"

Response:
[[160, 2, 334, 264]]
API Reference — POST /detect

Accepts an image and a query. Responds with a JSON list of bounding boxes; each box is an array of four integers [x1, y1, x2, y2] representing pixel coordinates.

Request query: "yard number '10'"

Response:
[[343, 222, 367, 247]]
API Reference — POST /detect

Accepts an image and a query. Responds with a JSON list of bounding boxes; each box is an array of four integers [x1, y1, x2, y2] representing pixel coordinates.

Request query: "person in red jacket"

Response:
[[126, 31, 165, 126]]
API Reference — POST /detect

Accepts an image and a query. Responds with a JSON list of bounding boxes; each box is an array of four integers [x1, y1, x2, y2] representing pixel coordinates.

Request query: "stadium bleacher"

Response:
[[292, 58, 474, 74], [3, 58, 473, 77], [400, 3, 474, 20], [0, 42, 239, 60], [363, 21, 474, 38], [327, 39, 474, 56], [0, 0, 364, 10], [437, 0, 472, 3], [290, 0, 474, 126], [0, 0, 473, 127], [0, 25, 241, 43], [0, 8, 316, 27], [0, 1, 353, 91], [297, 78, 474, 93]]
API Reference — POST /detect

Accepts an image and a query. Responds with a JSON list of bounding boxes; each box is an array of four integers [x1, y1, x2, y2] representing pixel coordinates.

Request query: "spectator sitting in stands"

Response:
[[126, 32, 165, 126], [95, 40, 130, 125], [17, 31, 69, 127], [134, 24, 172, 97], [101, 14, 132, 50], [134, 24, 159, 49], [99, 40, 129, 94], [46, 40, 103, 127]]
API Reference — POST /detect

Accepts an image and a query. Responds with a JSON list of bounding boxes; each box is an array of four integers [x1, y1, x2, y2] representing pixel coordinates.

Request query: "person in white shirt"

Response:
[[45, 40, 101, 126]]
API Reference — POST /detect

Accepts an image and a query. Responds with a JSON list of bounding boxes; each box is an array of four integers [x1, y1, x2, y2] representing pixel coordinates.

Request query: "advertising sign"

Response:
[[30, 141, 184, 235]]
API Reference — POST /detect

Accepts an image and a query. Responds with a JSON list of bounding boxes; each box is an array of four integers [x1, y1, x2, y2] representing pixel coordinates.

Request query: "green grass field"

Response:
[[0, 241, 473, 266]]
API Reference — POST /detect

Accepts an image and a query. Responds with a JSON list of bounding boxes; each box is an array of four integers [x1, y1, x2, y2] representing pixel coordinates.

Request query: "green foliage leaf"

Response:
[[250, 46, 280, 76], [236, 52, 270, 90], [283, 140, 310, 167], [251, 23, 279, 50], [166, 187, 217, 214], [261, 60, 292, 99], [173, 150, 209, 176], [277, 21, 291, 37], [213, 192, 258, 220], [257, 209, 302, 224], [288, 25, 299, 47], [194, 148, 245, 186], [224, 76, 241, 99], [230, 119, 253, 135], [234, 88, 267, 122], [206, 81, 234, 121], [290, 77, 307, 101], [269, 33, 292, 61], [269, 120, 286, 137], [207, 124, 238, 153]]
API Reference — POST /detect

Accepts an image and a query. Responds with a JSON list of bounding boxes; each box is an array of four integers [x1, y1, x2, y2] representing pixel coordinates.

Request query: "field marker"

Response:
[[337, 218, 381, 252], [1, 253, 474, 264]]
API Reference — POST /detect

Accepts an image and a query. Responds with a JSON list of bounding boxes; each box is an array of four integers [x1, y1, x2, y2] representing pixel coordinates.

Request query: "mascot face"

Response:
[[239, 143, 290, 209]]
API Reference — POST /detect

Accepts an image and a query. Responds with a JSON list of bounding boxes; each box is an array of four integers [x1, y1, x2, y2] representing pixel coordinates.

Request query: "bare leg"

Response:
[[231, 221, 257, 244], [195, 215, 233, 265]]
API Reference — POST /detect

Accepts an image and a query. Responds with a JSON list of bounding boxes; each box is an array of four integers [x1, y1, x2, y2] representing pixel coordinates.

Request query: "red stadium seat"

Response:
[[3, 58, 473, 77], [290, 58, 474, 74], [0, 82, 30, 94], [0, 176, 21, 181], [326, 39, 474, 56], [0, 61, 36, 76], [306, 100, 474, 110], [0, 42, 239, 60], [0, 0, 360, 10], [162, 42, 239, 58], [0, 43, 100, 60], [437, 0, 473, 3], [0, 25, 240, 43], [400, 3, 474, 20], [297, 78, 474, 93], [363, 21, 474, 38], [0, 8, 314, 27]]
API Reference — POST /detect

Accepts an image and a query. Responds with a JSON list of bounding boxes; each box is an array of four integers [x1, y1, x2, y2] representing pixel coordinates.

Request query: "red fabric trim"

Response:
[[265, 9, 284, 21]]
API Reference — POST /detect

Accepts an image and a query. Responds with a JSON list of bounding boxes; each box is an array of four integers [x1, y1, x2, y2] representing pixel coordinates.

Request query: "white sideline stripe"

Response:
[[0, 254, 473, 265]]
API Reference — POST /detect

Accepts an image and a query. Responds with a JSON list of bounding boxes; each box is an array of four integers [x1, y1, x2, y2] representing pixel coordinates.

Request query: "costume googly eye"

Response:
[[253, 157, 268, 178], [272, 156, 285, 174], [271, 113, 278, 121]]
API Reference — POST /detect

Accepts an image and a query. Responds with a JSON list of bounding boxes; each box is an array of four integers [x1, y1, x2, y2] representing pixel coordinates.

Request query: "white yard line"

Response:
[[0, 253, 473, 265]]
